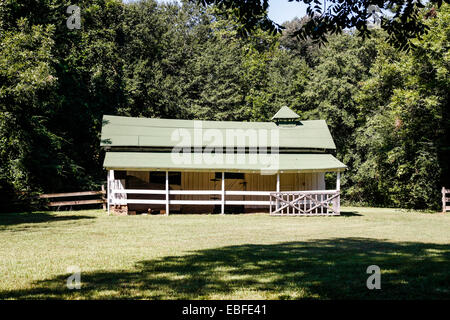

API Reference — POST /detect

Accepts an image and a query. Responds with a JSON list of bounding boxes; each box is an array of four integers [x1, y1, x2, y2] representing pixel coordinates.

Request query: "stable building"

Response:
[[101, 106, 346, 215]]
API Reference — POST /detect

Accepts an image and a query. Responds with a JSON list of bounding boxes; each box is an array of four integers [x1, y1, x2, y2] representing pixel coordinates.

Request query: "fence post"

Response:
[[276, 173, 280, 210], [443, 187, 446, 213], [337, 191, 341, 215], [269, 194, 272, 215], [165, 171, 169, 216], [221, 172, 225, 214]]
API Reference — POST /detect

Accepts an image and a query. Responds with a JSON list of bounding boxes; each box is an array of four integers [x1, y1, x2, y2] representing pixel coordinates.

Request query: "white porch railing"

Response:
[[108, 187, 340, 215], [107, 170, 343, 215], [110, 189, 272, 206], [269, 190, 340, 216]]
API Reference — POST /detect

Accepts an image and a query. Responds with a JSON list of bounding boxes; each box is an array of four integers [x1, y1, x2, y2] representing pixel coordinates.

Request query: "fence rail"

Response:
[[39, 186, 106, 209], [443, 187, 450, 213]]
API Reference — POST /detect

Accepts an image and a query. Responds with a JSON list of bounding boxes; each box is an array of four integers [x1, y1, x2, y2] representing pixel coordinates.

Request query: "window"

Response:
[[114, 170, 127, 180], [150, 172, 181, 185], [215, 172, 245, 180]]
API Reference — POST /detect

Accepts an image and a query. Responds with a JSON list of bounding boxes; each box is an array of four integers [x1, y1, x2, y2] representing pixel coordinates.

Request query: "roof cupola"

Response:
[[271, 106, 301, 126]]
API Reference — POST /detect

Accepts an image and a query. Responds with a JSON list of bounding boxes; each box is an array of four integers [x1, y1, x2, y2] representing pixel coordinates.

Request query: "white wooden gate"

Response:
[[270, 190, 340, 216]]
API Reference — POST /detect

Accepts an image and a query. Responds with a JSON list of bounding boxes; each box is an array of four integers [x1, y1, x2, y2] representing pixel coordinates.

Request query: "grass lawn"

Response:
[[0, 207, 449, 299]]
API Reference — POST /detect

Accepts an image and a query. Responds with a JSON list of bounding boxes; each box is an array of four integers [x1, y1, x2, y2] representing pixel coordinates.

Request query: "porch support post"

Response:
[[165, 171, 169, 215], [336, 171, 341, 215], [276, 172, 280, 192], [107, 170, 110, 215], [221, 171, 225, 214], [107, 169, 114, 215], [336, 171, 341, 191]]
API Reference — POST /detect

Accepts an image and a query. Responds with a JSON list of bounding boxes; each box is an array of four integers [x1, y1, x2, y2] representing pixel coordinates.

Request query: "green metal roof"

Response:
[[100, 115, 336, 150], [103, 152, 346, 173], [271, 106, 300, 119]]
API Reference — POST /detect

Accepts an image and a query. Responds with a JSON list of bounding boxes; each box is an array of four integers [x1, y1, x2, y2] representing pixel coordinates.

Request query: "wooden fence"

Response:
[[39, 186, 106, 210], [443, 187, 450, 213]]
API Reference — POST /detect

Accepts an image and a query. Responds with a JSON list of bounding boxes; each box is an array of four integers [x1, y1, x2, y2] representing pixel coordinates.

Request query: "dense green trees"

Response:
[[0, 0, 448, 210], [349, 5, 450, 208]]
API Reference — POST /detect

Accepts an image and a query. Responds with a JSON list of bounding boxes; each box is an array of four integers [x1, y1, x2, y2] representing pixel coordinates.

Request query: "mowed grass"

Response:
[[0, 207, 449, 299]]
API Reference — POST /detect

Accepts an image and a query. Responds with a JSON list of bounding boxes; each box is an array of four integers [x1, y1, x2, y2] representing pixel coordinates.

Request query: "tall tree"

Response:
[[0, 20, 59, 195]]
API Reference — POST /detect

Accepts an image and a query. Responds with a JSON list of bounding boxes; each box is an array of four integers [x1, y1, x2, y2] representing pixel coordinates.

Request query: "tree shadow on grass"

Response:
[[1, 238, 449, 299], [0, 211, 95, 227]]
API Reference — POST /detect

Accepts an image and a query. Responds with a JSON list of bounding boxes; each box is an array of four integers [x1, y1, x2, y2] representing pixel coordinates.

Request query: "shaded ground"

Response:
[[0, 207, 449, 299], [2, 238, 449, 299], [0, 211, 94, 227]]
